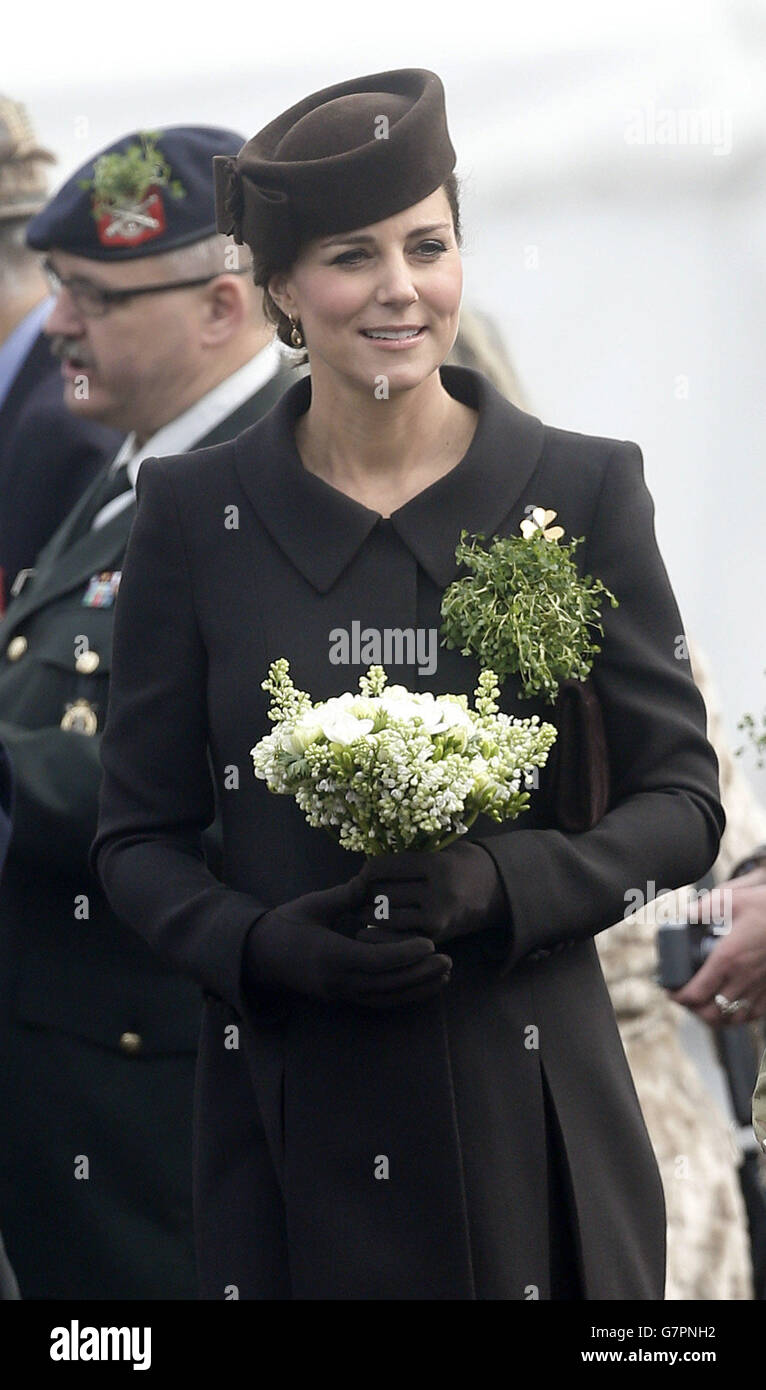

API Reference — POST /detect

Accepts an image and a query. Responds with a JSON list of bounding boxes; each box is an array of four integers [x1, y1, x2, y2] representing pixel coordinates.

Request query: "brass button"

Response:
[[75, 649, 100, 674], [60, 699, 98, 736], [119, 1031, 143, 1056], [6, 635, 27, 661]]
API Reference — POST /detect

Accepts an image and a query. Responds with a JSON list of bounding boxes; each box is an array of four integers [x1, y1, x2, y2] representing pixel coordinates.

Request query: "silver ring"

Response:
[[714, 992, 748, 1017]]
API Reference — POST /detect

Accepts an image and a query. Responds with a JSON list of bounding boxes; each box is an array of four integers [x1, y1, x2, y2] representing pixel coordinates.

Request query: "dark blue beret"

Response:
[[27, 125, 245, 260]]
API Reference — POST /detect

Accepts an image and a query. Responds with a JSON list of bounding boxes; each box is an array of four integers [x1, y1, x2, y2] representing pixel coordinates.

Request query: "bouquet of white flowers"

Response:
[[250, 660, 557, 855]]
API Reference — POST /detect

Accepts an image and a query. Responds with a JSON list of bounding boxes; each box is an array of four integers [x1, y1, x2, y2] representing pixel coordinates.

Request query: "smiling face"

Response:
[[268, 186, 463, 396]]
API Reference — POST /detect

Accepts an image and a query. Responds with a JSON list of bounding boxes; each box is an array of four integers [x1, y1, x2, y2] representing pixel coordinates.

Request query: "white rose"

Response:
[[435, 701, 475, 732], [280, 719, 323, 755], [317, 693, 355, 719], [380, 690, 447, 732], [320, 711, 375, 746]]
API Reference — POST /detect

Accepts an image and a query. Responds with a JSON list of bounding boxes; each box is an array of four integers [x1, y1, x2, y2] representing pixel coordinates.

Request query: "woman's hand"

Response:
[[669, 874, 766, 1023], [244, 878, 452, 1009], [349, 841, 509, 946]]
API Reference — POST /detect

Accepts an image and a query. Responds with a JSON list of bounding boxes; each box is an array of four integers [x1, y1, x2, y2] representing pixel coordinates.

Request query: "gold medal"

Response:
[[60, 699, 98, 736]]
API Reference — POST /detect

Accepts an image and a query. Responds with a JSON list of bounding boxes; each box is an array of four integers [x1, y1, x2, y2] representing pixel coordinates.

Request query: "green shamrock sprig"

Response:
[[79, 131, 185, 219], [440, 508, 618, 704]]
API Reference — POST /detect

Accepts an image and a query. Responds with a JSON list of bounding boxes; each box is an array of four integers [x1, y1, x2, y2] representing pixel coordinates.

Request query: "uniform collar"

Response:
[[234, 365, 545, 593], [124, 338, 284, 492]]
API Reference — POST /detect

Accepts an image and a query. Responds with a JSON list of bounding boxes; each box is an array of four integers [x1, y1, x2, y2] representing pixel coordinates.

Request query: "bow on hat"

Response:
[[213, 154, 295, 264]]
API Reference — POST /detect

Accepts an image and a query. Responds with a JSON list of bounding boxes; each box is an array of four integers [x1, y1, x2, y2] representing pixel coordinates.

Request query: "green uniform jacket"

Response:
[[0, 367, 291, 1299]]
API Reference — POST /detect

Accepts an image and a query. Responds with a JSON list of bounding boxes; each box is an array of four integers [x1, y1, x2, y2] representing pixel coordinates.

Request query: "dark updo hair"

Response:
[[253, 172, 462, 350]]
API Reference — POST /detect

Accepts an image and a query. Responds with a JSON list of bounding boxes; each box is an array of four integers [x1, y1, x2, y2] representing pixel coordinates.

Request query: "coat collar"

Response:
[[233, 365, 545, 593]]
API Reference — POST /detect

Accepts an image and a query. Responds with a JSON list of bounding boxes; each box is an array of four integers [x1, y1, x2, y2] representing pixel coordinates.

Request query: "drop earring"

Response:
[[288, 315, 304, 349]]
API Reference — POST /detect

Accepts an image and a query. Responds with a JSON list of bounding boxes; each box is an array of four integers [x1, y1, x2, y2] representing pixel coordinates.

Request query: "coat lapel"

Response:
[[37, 509, 131, 613], [234, 391, 381, 593], [0, 471, 131, 633], [233, 365, 546, 594], [390, 368, 546, 588]]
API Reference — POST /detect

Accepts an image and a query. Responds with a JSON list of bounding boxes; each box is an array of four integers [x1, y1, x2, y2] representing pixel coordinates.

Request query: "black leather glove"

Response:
[[244, 878, 452, 1009], [351, 841, 509, 946]]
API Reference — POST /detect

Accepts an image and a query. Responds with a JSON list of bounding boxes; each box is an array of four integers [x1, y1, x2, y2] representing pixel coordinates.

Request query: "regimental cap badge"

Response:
[[78, 131, 185, 249]]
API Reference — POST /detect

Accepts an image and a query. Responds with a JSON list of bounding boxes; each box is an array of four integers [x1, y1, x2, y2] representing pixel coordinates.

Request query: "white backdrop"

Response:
[[9, 0, 766, 798]]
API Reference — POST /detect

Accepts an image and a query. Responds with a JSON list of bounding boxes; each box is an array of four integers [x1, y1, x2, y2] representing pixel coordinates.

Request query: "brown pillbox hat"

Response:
[[214, 68, 456, 265]]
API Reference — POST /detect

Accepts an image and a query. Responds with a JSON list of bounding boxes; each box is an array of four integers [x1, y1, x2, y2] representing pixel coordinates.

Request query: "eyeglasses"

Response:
[[42, 258, 252, 318]]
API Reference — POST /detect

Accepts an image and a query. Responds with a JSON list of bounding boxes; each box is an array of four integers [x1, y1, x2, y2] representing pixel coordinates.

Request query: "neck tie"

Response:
[[90, 464, 134, 524], [68, 462, 134, 547]]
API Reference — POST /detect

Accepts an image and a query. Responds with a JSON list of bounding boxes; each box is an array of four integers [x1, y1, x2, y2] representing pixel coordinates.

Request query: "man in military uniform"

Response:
[[0, 125, 291, 1298], [0, 739, 16, 1300], [0, 95, 120, 612]]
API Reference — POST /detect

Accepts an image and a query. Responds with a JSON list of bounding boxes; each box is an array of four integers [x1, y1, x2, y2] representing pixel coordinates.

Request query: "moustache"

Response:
[[48, 335, 95, 369]]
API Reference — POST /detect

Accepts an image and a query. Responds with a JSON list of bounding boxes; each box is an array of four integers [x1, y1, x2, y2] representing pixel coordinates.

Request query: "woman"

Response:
[[92, 69, 724, 1300]]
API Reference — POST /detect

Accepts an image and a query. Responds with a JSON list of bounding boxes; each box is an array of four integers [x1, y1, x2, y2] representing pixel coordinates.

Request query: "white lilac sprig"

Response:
[[251, 662, 557, 856]]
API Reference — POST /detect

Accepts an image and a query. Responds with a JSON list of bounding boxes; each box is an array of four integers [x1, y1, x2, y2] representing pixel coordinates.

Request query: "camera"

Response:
[[657, 916, 759, 1126], [656, 919, 719, 990]]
